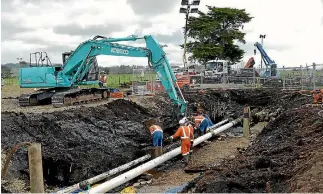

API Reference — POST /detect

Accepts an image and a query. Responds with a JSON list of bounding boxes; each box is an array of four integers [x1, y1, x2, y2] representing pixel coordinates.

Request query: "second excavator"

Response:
[[18, 35, 188, 114]]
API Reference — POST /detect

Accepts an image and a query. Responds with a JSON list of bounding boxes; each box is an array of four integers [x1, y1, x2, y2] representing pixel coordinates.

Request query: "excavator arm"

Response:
[[254, 42, 278, 77], [18, 35, 187, 114]]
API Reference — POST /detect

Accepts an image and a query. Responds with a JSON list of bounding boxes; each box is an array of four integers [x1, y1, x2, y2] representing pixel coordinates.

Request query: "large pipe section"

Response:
[[87, 118, 242, 194], [57, 154, 151, 193], [58, 118, 229, 193]]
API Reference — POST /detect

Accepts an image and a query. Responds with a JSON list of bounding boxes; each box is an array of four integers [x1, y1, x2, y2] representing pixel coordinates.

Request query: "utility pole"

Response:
[[179, 0, 200, 71], [259, 34, 266, 69]]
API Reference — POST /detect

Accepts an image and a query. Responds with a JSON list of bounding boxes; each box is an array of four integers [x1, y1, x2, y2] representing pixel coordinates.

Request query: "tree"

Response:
[[1, 65, 12, 78], [183, 6, 253, 64]]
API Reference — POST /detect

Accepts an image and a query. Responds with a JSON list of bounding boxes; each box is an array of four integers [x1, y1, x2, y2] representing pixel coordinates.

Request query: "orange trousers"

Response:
[[181, 139, 191, 156]]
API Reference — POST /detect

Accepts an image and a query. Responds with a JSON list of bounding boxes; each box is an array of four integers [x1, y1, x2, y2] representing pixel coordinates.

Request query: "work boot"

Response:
[[150, 147, 158, 159], [183, 155, 189, 167], [156, 146, 163, 157]]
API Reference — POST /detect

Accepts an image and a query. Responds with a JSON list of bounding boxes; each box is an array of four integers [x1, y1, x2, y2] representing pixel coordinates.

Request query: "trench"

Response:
[[1, 89, 316, 193]]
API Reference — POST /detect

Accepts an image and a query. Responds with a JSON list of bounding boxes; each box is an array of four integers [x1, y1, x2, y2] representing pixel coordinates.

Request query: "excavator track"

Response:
[[51, 88, 110, 108], [18, 89, 55, 106]]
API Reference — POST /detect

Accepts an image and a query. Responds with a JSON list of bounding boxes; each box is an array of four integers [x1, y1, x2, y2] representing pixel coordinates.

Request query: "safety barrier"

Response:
[[110, 92, 124, 98]]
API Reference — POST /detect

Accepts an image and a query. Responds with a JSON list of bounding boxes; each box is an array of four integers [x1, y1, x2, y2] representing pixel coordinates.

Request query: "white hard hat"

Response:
[[179, 117, 188, 125]]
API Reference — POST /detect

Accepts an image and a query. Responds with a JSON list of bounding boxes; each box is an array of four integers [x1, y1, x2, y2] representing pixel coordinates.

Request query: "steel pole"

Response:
[[313, 63, 316, 90], [260, 37, 263, 69], [183, 12, 189, 70]]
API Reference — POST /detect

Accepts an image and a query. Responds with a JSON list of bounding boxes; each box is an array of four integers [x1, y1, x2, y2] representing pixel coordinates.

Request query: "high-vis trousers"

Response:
[[181, 139, 191, 156]]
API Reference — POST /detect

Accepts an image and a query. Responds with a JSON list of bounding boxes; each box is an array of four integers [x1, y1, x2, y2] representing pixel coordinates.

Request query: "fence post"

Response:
[[243, 107, 250, 138], [283, 66, 285, 90], [28, 143, 45, 193], [313, 63, 316, 90], [300, 65, 303, 90]]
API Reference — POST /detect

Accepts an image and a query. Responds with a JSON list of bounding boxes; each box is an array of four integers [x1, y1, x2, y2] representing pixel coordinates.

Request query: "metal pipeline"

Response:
[[87, 118, 242, 193], [56, 154, 151, 193]]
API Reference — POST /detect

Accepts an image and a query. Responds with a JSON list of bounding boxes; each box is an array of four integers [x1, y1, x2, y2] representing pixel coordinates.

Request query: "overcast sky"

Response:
[[1, 0, 323, 67]]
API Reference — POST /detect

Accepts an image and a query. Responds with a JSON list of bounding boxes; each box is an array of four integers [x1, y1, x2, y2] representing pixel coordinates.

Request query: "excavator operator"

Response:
[[99, 71, 107, 88], [167, 117, 194, 166]]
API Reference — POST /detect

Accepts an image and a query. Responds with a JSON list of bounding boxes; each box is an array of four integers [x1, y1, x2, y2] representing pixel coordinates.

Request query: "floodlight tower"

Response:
[[179, 0, 200, 70], [259, 34, 266, 69]]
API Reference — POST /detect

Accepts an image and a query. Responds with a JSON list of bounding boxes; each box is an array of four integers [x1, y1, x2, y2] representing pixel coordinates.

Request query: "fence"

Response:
[[3, 63, 323, 92], [131, 67, 156, 95]]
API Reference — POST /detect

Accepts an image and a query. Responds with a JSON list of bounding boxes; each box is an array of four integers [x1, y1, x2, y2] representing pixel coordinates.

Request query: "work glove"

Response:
[[166, 136, 173, 142]]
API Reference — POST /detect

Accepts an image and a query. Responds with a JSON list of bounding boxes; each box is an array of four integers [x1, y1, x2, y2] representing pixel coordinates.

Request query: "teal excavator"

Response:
[[18, 35, 187, 115]]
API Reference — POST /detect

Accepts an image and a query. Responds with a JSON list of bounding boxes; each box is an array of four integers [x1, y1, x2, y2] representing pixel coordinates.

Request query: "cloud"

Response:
[[126, 0, 179, 16], [1, 0, 323, 67], [53, 23, 125, 37], [1, 18, 32, 41]]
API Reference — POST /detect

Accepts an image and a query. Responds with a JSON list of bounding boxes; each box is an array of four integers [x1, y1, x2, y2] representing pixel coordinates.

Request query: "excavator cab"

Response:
[[29, 52, 52, 67], [61, 51, 99, 82]]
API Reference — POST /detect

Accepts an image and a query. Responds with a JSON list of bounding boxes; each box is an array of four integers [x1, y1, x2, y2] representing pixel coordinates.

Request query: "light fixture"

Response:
[[181, 0, 189, 5], [192, 0, 200, 6], [179, 7, 187, 13], [190, 8, 199, 13]]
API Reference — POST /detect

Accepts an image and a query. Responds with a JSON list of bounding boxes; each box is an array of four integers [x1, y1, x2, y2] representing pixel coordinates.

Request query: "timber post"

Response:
[[243, 107, 250, 138], [28, 143, 45, 193]]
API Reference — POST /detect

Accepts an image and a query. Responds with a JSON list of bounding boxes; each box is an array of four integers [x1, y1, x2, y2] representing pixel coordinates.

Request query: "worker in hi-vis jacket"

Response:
[[147, 120, 163, 158], [167, 117, 194, 166], [149, 124, 163, 147], [192, 112, 214, 137]]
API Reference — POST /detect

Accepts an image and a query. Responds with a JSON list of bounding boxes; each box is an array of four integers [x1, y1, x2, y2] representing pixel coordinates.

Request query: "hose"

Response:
[[1, 142, 32, 180]]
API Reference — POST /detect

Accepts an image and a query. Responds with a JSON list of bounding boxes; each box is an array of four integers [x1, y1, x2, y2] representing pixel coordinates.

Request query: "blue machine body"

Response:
[[18, 35, 187, 113], [254, 42, 279, 78]]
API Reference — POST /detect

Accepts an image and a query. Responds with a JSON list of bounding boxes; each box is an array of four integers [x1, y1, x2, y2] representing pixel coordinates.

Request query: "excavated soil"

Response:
[[186, 107, 323, 193], [1, 99, 176, 192], [183, 89, 312, 124], [1, 88, 315, 193]]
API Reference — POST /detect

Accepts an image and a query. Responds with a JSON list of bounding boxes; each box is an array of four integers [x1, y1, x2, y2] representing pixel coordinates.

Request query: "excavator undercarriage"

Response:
[[19, 88, 109, 107]]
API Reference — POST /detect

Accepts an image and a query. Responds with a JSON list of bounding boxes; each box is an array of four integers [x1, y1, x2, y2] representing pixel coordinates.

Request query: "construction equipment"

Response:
[[18, 35, 187, 114], [313, 89, 323, 104], [244, 57, 255, 68], [254, 42, 279, 78]]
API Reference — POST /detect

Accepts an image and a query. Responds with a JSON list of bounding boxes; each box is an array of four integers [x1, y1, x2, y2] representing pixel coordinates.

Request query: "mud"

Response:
[[1, 99, 176, 192], [183, 89, 312, 124], [1, 89, 315, 193], [186, 107, 323, 193]]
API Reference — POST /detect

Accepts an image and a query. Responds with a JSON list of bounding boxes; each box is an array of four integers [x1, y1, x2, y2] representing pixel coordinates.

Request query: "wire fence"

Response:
[[3, 63, 323, 93]]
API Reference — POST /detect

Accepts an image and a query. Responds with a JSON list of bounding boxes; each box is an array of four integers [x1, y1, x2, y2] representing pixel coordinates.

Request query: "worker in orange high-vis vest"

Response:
[[167, 117, 193, 166], [149, 124, 163, 147], [193, 114, 214, 137]]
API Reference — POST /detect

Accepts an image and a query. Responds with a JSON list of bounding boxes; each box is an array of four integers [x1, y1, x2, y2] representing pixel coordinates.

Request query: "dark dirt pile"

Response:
[[1, 99, 175, 192], [183, 89, 312, 123], [186, 107, 323, 193]]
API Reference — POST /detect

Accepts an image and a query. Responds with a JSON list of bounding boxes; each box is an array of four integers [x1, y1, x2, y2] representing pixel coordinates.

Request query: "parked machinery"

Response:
[[18, 35, 188, 115]]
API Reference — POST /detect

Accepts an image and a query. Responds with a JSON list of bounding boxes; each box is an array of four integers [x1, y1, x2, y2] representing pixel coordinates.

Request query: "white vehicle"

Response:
[[204, 60, 229, 77]]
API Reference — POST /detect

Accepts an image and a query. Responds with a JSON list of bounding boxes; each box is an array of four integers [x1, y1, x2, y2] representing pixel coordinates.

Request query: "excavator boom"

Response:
[[18, 35, 187, 114]]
